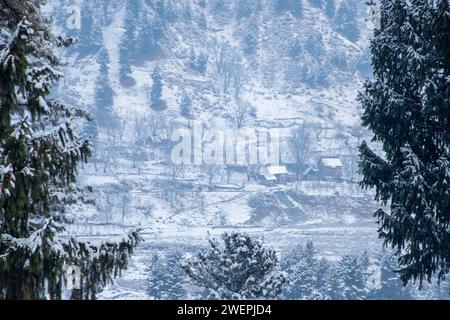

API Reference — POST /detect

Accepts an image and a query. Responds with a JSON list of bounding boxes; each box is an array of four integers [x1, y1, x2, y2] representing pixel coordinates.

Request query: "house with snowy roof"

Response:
[[259, 165, 292, 185], [318, 157, 343, 180]]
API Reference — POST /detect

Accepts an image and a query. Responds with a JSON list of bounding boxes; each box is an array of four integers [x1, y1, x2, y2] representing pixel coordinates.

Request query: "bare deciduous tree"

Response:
[[203, 164, 220, 185], [169, 163, 185, 181], [232, 64, 247, 98], [131, 117, 149, 173], [289, 123, 313, 179], [209, 39, 247, 96], [209, 39, 234, 76], [232, 99, 251, 129]]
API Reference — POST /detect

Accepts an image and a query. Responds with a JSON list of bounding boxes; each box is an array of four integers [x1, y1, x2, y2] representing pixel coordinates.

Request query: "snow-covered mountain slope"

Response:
[[46, 0, 373, 145]]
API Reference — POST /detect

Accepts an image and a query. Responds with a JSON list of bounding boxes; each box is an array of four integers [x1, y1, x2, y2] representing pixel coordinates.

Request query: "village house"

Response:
[[259, 165, 292, 185], [318, 157, 343, 180]]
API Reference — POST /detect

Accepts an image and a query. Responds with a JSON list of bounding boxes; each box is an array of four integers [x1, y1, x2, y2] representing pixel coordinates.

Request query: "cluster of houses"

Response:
[[258, 157, 343, 186]]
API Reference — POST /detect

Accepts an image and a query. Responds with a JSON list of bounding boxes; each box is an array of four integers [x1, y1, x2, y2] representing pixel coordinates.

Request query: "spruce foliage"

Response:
[[359, 0, 450, 285], [0, 0, 140, 300]]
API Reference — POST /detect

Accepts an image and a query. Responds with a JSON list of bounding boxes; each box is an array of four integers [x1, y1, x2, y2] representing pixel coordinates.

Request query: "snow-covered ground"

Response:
[[98, 218, 380, 300]]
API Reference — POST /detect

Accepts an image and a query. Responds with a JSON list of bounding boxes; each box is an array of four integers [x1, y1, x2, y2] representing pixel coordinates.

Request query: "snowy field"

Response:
[[98, 218, 381, 300]]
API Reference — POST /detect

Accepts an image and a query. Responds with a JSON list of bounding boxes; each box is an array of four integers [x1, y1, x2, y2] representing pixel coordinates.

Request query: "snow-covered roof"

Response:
[[320, 158, 343, 168], [302, 167, 319, 176], [262, 165, 288, 175], [262, 174, 277, 181]]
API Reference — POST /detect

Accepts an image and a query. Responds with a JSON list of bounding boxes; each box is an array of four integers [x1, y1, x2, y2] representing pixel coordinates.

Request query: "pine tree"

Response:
[[165, 0, 177, 23], [119, 0, 139, 86], [182, 232, 287, 299], [188, 48, 197, 70], [77, 1, 102, 57], [290, 0, 303, 18], [242, 19, 259, 56], [282, 241, 318, 299], [0, 1, 140, 300], [180, 92, 192, 118], [149, 66, 166, 111], [94, 48, 117, 130], [358, 0, 450, 285], [147, 253, 186, 300], [197, 12, 208, 30], [196, 51, 208, 74], [334, 0, 360, 42], [289, 38, 302, 58], [153, 15, 166, 46], [315, 258, 332, 299], [137, 14, 157, 60], [274, 0, 290, 14], [155, 0, 166, 19], [309, 0, 323, 9], [236, 0, 260, 20], [367, 251, 413, 300], [325, 0, 336, 18], [336, 254, 368, 300], [324, 263, 345, 300], [182, 3, 193, 22]]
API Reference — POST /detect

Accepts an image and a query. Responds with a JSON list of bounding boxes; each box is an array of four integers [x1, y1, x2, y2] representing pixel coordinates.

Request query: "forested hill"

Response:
[[44, 0, 372, 146]]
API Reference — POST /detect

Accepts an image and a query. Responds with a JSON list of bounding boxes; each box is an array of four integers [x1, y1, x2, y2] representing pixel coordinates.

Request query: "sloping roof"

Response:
[[262, 174, 277, 181], [264, 165, 288, 175], [302, 167, 319, 176], [320, 158, 343, 168]]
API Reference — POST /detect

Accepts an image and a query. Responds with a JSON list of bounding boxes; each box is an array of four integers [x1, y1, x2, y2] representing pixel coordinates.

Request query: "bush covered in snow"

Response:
[[181, 232, 287, 299]]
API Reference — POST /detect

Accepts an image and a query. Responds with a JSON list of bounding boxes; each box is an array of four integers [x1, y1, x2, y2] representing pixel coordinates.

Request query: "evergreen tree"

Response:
[[274, 0, 290, 14], [188, 48, 197, 70], [180, 92, 193, 118], [83, 119, 99, 149], [324, 263, 345, 299], [309, 0, 323, 8], [119, 0, 139, 86], [334, 0, 360, 42], [196, 51, 208, 74], [367, 251, 414, 300], [290, 0, 303, 18], [182, 232, 287, 299], [137, 14, 157, 60], [197, 12, 208, 30], [325, 0, 336, 18], [0, 1, 140, 300], [182, 3, 193, 22], [155, 0, 166, 19], [242, 19, 259, 56], [236, 0, 260, 20], [358, 0, 450, 285], [94, 48, 118, 130], [150, 66, 166, 111], [147, 253, 186, 300], [211, 0, 225, 14], [77, 1, 102, 56], [82, 119, 100, 171], [165, 0, 177, 23], [315, 258, 332, 299], [336, 254, 368, 300], [153, 15, 166, 46], [289, 38, 302, 58], [188, 49, 207, 73], [282, 241, 318, 299]]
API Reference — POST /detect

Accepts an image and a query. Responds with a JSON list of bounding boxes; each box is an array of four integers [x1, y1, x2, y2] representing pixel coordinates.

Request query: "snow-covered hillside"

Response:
[[47, 0, 371, 139]]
